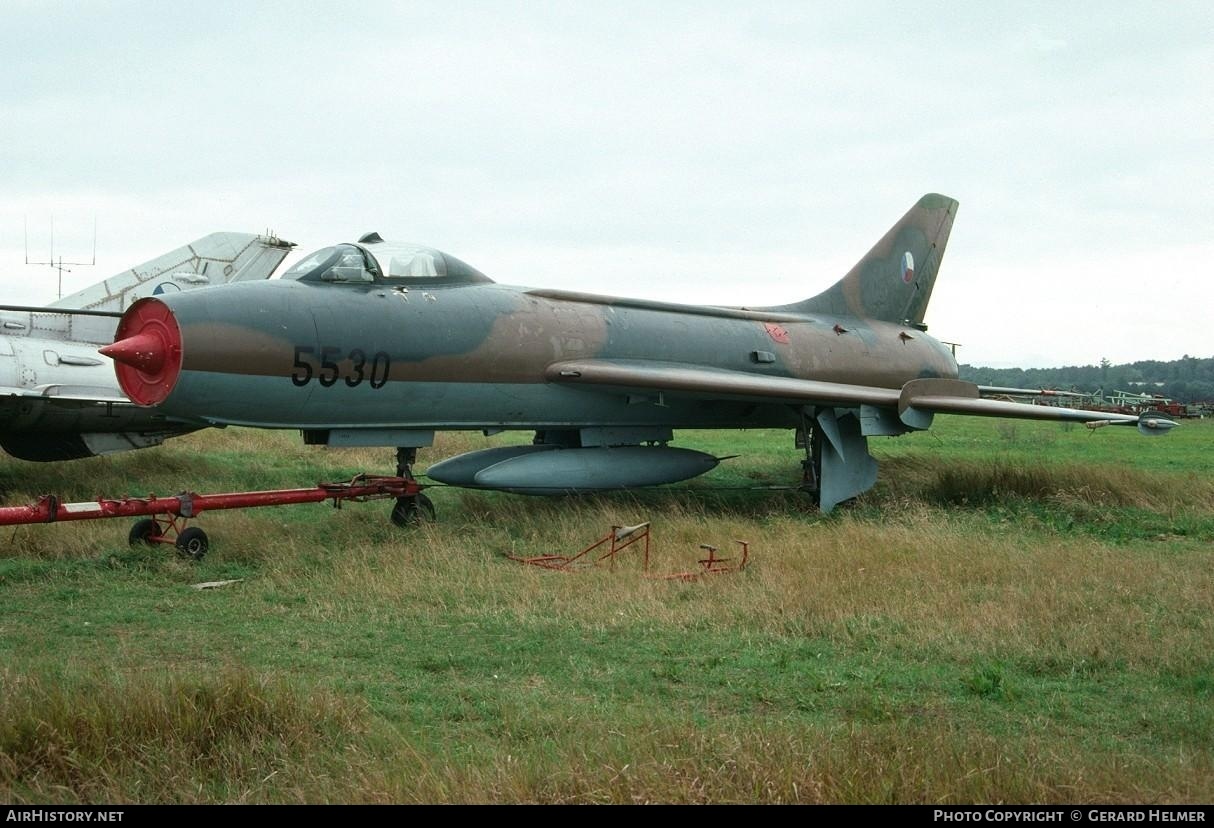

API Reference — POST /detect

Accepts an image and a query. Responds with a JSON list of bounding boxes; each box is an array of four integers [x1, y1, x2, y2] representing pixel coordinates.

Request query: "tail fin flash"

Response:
[[774, 193, 958, 326], [50, 232, 295, 313]]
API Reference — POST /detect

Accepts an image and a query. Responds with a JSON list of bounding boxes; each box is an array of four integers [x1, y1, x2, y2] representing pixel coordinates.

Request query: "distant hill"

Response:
[[958, 355, 1214, 403]]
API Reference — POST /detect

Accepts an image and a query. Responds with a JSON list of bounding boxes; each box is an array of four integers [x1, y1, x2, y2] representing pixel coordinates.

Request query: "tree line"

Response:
[[958, 355, 1214, 403]]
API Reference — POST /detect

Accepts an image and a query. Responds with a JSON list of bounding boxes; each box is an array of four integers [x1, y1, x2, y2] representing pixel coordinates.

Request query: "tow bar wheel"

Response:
[[128, 519, 163, 547], [175, 527, 210, 560]]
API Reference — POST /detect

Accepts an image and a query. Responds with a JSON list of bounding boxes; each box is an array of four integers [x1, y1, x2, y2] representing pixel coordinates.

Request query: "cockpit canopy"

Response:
[[282, 239, 493, 286]]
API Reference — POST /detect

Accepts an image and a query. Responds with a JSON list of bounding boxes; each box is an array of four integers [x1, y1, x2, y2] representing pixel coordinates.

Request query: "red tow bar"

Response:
[[0, 475, 425, 559]]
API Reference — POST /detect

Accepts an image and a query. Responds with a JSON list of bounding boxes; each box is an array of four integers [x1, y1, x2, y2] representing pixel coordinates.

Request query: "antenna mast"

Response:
[[25, 215, 97, 299]]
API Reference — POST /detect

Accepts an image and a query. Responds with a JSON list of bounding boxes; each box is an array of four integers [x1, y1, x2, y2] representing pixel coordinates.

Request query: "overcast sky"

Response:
[[1, 1, 1210, 367]]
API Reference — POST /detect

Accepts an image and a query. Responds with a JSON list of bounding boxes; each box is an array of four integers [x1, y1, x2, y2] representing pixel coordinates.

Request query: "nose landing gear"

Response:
[[391, 446, 436, 526]]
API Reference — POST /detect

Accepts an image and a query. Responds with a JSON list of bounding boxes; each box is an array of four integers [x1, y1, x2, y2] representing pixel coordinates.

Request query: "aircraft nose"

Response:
[[100, 298, 183, 406]]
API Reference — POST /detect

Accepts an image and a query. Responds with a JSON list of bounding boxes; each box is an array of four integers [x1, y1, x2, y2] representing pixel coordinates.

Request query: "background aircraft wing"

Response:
[[545, 359, 1175, 434]]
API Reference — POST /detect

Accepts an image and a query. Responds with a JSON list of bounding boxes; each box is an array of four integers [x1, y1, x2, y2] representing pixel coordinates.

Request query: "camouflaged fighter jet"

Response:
[[0, 232, 293, 460], [99, 195, 1174, 523]]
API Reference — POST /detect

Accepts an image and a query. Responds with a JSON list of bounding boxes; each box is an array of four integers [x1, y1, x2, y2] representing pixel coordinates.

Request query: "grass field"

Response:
[[1, 416, 1211, 803]]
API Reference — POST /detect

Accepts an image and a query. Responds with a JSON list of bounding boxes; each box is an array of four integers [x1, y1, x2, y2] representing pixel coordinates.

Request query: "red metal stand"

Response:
[[507, 522, 652, 571], [654, 540, 750, 581], [509, 522, 751, 581]]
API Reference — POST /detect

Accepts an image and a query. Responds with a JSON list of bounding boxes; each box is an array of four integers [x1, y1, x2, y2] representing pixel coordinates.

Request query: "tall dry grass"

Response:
[[295, 496, 1213, 675], [0, 668, 375, 803], [370, 721, 1213, 803], [3, 425, 1213, 802]]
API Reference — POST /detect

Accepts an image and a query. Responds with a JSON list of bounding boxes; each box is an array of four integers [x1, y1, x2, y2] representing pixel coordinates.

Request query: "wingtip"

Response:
[[1137, 415, 1179, 436]]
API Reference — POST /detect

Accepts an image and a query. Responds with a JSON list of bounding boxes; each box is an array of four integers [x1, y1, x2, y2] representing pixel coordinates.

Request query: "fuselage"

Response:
[[99, 205, 968, 507], [106, 269, 960, 433]]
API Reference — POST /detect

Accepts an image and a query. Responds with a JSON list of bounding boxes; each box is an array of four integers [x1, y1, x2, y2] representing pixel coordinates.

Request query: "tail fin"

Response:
[[50, 232, 295, 313], [770, 193, 958, 326]]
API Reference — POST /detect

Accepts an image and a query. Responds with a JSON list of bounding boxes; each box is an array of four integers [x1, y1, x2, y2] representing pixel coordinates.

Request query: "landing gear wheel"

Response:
[[390, 493, 436, 527], [175, 527, 209, 560], [128, 518, 162, 548]]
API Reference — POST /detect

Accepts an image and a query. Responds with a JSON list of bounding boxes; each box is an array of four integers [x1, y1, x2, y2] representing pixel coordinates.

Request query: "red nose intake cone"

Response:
[[102, 298, 183, 406], [100, 332, 167, 374]]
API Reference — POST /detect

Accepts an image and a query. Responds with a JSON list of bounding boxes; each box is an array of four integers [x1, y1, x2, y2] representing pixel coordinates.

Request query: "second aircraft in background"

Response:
[[0, 232, 293, 460]]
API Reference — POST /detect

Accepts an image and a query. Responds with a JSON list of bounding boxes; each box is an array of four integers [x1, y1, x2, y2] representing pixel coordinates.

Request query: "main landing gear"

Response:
[[391, 446, 435, 527], [797, 412, 822, 505], [796, 407, 879, 513]]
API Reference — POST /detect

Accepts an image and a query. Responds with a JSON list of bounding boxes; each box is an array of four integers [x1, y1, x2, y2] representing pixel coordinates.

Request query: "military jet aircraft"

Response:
[[99, 195, 1174, 522], [1, 232, 293, 460]]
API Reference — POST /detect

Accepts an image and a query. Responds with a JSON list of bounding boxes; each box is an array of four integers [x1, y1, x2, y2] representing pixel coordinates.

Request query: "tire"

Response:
[[390, 493, 436, 527], [128, 519, 162, 548], [175, 527, 209, 560]]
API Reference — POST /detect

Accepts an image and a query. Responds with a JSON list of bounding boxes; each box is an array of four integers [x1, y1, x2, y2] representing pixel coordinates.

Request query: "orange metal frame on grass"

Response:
[[655, 541, 750, 581], [509, 522, 750, 580], [508, 522, 652, 571]]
